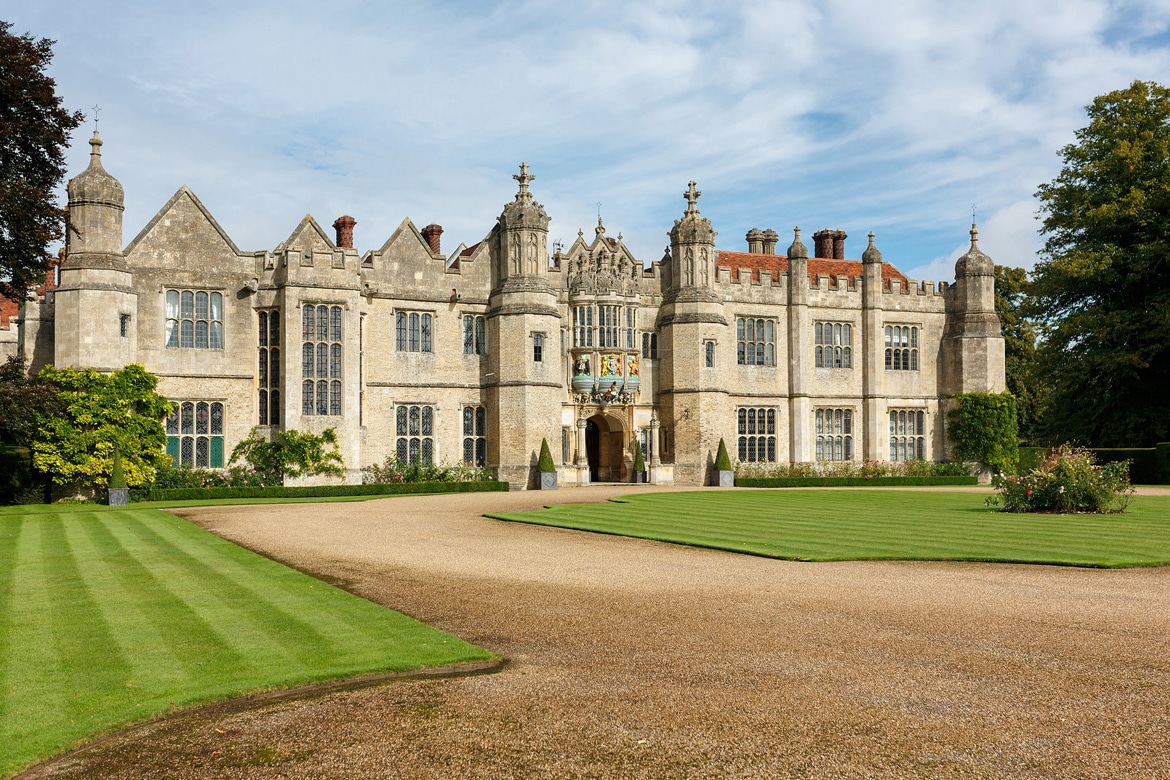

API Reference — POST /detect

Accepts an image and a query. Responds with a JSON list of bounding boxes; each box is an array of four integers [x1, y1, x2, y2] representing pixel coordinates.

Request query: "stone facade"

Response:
[[14, 133, 1006, 487]]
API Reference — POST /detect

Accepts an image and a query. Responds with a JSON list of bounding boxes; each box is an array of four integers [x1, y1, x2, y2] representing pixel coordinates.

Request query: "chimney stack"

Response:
[[832, 230, 847, 260], [762, 229, 779, 255], [333, 215, 356, 249], [812, 229, 833, 258], [746, 228, 764, 254], [421, 223, 443, 256]]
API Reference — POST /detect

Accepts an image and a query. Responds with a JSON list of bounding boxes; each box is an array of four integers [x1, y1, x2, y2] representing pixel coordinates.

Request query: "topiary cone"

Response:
[[633, 444, 646, 473], [714, 438, 732, 471], [537, 438, 556, 473], [109, 449, 128, 489]]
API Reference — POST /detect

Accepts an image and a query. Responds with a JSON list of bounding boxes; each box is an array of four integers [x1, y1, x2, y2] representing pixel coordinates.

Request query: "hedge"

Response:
[[734, 476, 979, 488], [1018, 446, 1166, 484], [138, 480, 510, 502]]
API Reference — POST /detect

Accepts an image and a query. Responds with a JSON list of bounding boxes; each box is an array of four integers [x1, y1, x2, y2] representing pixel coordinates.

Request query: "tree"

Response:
[[32, 364, 171, 489], [0, 354, 63, 447], [1032, 80, 1170, 446], [947, 392, 1019, 475], [0, 22, 83, 297], [993, 265, 1040, 444], [229, 427, 344, 485]]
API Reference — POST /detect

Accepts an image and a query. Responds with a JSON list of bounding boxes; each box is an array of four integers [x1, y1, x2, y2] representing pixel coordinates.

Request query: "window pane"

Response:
[[165, 319, 178, 348], [195, 321, 208, 349], [270, 313, 279, 346], [738, 436, 747, 461], [476, 317, 485, 353], [196, 436, 209, 468], [166, 408, 178, 435], [330, 307, 342, 342], [409, 406, 420, 436], [302, 344, 314, 378], [476, 406, 485, 436], [843, 324, 851, 346], [270, 348, 280, 385], [767, 409, 775, 435], [747, 408, 756, 435], [843, 347, 851, 369], [270, 390, 280, 425], [422, 438, 433, 465], [181, 291, 194, 319], [409, 313, 419, 351], [396, 438, 407, 462], [303, 380, 314, 415], [330, 344, 342, 378], [421, 405, 433, 436], [396, 406, 407, 436], [181, 436, 193, 467], [259, 349, 268, 386], [317, 343, 328, 378], [210, 436, 224, 469], [303, 305, 314, 340], [464, 316, 474, 354], [464, 437, 474, 464], [166, 290, 179, 318], [463, 406, 474, 436], [316, 380, 328, 415], [181, 402, 194, 434], [814, 323, 822, 344], [884, 326, 892, 347], [476, 438, 485, 466], [330, 380, 341, 416], [210, 292, 222, 321], [396, 312, 406, 351], [843, 409, 852, 435], [181, 320, 194, 348], [210, 320, 223, 349], [259, 312, 268, 347], [747, 437, 756, 462], [765, 320, 774, 343], [317, 305, 328, 341], [409, 438, 420, 465]]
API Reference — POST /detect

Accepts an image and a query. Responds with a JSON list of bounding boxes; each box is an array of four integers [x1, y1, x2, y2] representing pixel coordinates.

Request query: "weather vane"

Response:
[[972, 204, 977, 223], [596, 201, 602, 221], [91, 104, 102, 130]]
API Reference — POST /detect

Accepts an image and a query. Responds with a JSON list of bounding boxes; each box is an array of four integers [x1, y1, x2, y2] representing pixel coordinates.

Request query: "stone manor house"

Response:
[[9, 132, 1005, 488]]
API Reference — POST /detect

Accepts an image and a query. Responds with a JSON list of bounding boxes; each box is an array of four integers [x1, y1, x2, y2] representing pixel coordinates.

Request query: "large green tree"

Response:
[[0, 21, 83, 297], [33, 364, 171, 490], [1032, 80, 1170, 446], [994, 265, 1040, 444]]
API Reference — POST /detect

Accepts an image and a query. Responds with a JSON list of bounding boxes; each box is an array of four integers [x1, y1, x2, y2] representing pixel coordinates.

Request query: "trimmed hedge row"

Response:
[[1018, 446, 1170, 484], [139, 480, 510, 502], [735, 476, 979, 488]]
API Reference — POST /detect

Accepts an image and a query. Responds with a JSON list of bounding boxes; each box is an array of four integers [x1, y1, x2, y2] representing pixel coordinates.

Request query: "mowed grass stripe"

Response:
[[488, 490, 1170, 567], [0, 507, 495, 778]]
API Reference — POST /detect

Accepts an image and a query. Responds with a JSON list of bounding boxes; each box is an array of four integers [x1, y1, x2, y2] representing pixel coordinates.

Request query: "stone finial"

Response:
[[513, 162, 535, 202], [595, 215, 606, 238], [333, 215, 356, 249], [421, 223, 443, 255], [684, 180, 701, 214], [88, 131, 104, 168], [862, 231, 883, 264], [786, 226, 808, 259], [955, 222, 994, 277]]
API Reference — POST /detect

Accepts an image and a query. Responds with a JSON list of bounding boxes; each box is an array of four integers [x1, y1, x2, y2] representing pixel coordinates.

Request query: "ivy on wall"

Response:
[[947, 392, 1019, 475]]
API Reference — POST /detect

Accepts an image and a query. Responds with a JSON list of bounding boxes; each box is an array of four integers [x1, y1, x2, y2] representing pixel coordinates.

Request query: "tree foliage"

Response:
[[0, 354, 63, 447], [994, 265, 1040, 443], [32, 364, 171, 489], [948, 392, 1019, 475], [537, 437, 556, 472], [0, 21, 83, 297], [1032, 80, 1170, 446], [229, 427, 345, 484]]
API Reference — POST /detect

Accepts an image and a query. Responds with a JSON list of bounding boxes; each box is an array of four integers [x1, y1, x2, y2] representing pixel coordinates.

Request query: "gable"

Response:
[[124, 186, 241, 260]]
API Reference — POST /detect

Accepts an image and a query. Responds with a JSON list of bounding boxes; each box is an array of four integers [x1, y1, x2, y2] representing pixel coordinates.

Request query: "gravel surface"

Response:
[[22, 486, 1170, 779]]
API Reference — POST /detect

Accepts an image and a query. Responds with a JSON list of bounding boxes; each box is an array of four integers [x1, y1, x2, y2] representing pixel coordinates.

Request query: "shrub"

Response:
[[362, 457, 493, 484], [108, 450, 127, 489], [141, 481, 508, 502], [537, 438, 556, 473], [988, 445, 1134, 513], [714, 438, 732, 471], [633, 444, 646, 474], [230, 427, 344, 483], [947, 392, 1019, 474]]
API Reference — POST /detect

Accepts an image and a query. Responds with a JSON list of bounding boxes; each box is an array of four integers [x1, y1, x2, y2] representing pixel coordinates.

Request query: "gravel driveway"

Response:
[[24, 486, 1170, 779]]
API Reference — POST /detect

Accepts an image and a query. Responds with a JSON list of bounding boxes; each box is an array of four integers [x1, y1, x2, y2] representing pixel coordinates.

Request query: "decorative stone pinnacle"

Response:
[[684, 180, 701, 214], [513, 162, 535, 201], [970, 222, 980, 247], [596, 215, 605, 236], [89, 130, 103, 157]]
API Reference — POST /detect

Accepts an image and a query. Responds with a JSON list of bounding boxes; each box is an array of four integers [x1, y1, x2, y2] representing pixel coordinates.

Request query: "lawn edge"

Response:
[[9, 658, 506, 780]]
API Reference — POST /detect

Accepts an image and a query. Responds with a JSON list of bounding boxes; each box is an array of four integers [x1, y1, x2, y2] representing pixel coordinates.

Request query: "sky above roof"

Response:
[[10, 0, 1170, 282]]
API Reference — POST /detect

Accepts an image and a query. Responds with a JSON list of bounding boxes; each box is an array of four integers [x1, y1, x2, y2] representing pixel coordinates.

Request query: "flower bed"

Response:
[[989, 445, 1134, 513]]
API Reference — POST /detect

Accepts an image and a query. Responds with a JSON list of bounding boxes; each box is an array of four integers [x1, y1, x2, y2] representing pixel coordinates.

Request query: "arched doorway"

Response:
[[585, 413, 626, 482]]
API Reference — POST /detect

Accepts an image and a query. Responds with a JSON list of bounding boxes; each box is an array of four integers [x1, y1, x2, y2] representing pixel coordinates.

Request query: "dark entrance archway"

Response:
[[585, 413, 626, 482]]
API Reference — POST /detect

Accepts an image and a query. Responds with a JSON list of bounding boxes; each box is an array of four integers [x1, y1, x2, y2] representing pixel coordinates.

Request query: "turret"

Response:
[[494, 162, 551, 291], [666, 181, 718, 302], [942, 224, 1006, 394], [55, 132, 137, 371]]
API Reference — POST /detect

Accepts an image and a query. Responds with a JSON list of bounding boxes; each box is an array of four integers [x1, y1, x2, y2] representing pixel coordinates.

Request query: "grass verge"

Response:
[[0, 504, 495, 778], [487, 489, 1170, 568]]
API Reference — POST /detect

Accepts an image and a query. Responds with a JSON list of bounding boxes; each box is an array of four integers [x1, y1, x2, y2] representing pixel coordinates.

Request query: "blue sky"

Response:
[[9, 0, 1170, 281]]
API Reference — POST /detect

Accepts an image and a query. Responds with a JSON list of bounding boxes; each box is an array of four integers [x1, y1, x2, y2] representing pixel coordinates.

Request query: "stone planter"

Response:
[[539, 471, 558, 490], [108, 488, 129, 506], [716, 469, 734, 487], [633, 471, 646, 484]]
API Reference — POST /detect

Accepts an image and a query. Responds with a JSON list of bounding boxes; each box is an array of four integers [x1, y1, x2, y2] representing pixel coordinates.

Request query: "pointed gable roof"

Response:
[[283, 214, 336, 252], [125, 185, 242, 255]]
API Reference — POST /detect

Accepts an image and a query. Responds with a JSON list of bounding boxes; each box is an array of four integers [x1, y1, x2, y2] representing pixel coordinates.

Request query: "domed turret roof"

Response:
[[786, 226, 808, 259], [862, 231, 882, 264], [67, 131, 124, 207], [955, 223, 993, 277]]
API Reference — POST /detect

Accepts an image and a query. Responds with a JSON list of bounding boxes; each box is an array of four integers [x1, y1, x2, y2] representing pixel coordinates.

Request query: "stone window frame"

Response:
[[737, 406, 777, 463], [641, 331, 658, 359], [815, 408, 854, 462], [166, 400, 225, 468], [704, 340, 715, 368], [462, 314, 486, 355], [396, 403, 435, 465], [597, 304, 622, 349], [814, 321, 853, 369], [736, 317, 775, 367], [395, 310, 434, 353], [889, 409, 926, 461], [532, 332, 545, 363], [462, 405, 486, 466], [573, 305, 594, 348], [165, 288, 224, 350], [884, 325, 920, 371], [258, 310, 281, 426], [302, 304, 343, 417]]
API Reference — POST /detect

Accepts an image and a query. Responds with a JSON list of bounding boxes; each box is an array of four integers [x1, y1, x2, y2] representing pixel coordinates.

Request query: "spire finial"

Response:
[[88, 128, 104, 167], [862, 230, 883, 264], [970, 222, 980, 247], [786, 225, 808, 259], [684, 180, 701, 214], [91, 103, 102, 131], [513, 162, 534, 201]]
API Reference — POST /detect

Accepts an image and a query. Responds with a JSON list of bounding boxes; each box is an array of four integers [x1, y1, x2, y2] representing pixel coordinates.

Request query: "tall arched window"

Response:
[[303, 304, 343, 415]]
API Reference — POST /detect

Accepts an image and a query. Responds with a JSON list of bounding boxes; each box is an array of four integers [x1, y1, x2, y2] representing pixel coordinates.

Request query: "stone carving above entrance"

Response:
[[565, 217, 640, 296]]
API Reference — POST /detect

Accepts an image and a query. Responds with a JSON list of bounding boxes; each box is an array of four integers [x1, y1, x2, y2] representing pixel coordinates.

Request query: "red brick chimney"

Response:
[[421, 224, 443, 256], [333, 215, 356, 249], [812, 229, 834, 258], [832, 230, 847, 260]]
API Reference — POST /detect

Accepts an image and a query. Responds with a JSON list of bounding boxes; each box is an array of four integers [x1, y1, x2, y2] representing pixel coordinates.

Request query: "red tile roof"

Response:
[[716, 251, 908, 288]]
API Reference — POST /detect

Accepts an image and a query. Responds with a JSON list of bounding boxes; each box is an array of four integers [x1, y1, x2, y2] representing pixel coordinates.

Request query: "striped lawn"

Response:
[[0, 505, 494, 778], [488, 489, 1170, 568]]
